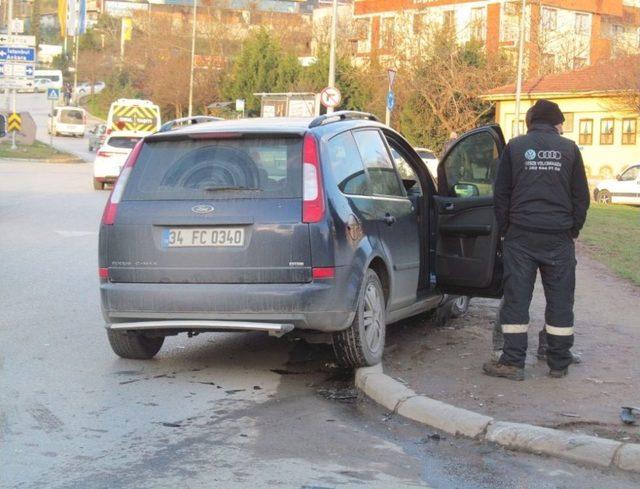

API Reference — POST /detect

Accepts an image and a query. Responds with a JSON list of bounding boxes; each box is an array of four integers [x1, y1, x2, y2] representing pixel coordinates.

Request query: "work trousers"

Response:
[[499, 226, 576, 370]]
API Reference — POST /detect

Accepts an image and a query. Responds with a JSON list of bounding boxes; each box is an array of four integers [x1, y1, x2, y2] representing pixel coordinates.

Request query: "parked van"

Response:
[[48, 106, 87, 137], [107, 99, 161, 135], [34, 69, 63, 90]]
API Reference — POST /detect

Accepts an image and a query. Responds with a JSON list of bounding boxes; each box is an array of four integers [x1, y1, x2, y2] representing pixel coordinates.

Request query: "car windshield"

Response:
[[60, 110, 84, 124], [108, 137, 140, 149], [124, 136, 302, 201]]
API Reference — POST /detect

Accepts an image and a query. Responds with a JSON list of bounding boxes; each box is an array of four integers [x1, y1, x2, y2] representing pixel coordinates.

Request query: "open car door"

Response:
[[433, 125, 505, 298]]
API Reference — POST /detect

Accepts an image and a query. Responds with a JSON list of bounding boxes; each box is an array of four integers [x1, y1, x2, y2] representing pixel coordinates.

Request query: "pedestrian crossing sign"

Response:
[[47, 87, 60, 100]]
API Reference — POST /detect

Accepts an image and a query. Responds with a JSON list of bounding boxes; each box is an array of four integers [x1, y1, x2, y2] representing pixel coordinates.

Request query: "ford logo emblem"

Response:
[[191, 204, 215, 214]]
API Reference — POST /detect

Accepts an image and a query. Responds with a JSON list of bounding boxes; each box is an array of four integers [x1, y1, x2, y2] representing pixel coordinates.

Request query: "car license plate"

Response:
[[163, 227, 245, 248]]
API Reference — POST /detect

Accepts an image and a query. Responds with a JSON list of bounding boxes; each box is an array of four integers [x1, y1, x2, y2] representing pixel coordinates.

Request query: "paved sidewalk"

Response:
[[385, 245, 640, 443]]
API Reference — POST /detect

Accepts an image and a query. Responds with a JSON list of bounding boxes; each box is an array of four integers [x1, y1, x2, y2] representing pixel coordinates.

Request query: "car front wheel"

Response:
[[107, 329, 164, 359], [597, 190, 611, 204], [332, 269, 386, 368]]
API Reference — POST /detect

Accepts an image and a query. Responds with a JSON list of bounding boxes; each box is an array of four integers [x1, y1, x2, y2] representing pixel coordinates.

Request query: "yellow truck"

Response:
[[107, 99, 161, 135]]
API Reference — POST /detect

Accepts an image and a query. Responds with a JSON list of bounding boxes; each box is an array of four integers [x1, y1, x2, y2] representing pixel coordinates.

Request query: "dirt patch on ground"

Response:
[[385, 245, 640, 443]]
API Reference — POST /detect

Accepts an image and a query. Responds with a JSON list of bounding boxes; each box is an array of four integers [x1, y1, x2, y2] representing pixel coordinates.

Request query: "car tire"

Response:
[[107, 329, 164, 360], [93, 178, 104, 190], [597, 189, 611, 205], [450, 296, 470, 318], [332, 269, 386, 368]]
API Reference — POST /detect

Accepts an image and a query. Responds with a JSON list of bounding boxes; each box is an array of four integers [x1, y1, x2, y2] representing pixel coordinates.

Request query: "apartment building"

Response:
[[350, 0, 640, 73]]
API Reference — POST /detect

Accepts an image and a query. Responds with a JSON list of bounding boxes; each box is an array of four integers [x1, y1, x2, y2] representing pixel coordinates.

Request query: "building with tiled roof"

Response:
[[484, 56, 639, 179]]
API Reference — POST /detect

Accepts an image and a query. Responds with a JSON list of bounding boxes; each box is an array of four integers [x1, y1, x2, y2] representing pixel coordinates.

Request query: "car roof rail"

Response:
[[308, 111, 380, 129], [157, 116, 223, 133]]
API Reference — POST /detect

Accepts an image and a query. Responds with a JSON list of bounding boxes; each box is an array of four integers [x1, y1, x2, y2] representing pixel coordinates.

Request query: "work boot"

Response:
[[537, 331, 581, 364], [549, 367, 568, 378], [482, 360, 525, 381]]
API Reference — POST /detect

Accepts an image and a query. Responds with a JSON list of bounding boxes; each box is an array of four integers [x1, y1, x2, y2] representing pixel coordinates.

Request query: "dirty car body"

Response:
[[99, 113, 506, 366]]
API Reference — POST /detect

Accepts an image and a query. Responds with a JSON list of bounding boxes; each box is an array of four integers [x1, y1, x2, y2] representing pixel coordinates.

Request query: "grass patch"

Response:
[[580, 203, 640, 285], [0, 140, 77, 161]]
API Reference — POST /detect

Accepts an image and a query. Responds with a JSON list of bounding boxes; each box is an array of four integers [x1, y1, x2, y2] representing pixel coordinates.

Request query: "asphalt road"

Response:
[[17, 91, 97, 162], [2, 98, 639, 488]]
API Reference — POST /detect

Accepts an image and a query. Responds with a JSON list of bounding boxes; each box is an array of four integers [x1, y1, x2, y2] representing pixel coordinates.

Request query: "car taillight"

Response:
[[99, 267, 109, 279], [302, 133, 325, 223], [97, 151, 114, 157], [101, 140, 144, 225]]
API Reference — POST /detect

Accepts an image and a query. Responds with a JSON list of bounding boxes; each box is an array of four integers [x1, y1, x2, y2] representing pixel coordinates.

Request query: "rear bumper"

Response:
[[100, 271, 360, 333]]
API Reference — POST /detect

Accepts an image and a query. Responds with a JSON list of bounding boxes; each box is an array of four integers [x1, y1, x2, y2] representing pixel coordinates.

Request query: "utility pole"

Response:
[[187, 0, 197, 117], [514, 0, 527, 136], [7, 0, 16, 149], [326, 0, 338, 114], [73, 35, 79, 105]]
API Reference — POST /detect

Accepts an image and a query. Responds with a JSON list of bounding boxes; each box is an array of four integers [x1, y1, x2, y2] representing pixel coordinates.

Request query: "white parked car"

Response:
[[593, 163, 640, 205], [47, 106, 86, 137], [93, 133, 141, 190], [414, 147, 439, 180]]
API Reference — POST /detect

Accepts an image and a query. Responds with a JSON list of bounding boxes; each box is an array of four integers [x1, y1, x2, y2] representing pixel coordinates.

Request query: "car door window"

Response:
[[353, 130, 404, 197], [327, 131, 371, 195], [620, 166, 639, 181], [442, 131, 500, 198], [389, 145, 422, 196]]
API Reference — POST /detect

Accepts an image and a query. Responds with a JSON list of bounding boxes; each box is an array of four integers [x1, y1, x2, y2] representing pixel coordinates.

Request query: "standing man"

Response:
[[483, 99, 590, 381]]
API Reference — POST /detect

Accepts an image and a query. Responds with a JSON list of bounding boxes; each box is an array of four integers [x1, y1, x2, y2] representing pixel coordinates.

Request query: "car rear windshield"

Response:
[[124, 136, 303, 200], [60, 110, 84, 124], [108, 137, 141, 149]]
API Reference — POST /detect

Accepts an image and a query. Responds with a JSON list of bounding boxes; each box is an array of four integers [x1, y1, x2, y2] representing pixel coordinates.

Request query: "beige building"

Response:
[[485, 57, 640, 179]]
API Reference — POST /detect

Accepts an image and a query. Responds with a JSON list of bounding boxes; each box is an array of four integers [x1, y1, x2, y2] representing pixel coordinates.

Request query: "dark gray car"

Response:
[[99, 112, 506, 367]]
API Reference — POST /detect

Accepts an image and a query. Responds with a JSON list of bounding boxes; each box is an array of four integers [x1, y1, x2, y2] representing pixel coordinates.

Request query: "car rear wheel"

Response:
[[107, 329, 164, 360], [93, 178, 103, 190], [332, 269, 386, 368], [597, 190, 611, 204]]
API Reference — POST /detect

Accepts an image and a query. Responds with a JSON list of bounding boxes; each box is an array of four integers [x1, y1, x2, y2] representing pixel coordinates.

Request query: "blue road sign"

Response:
[[0, 46, 36, 62], [47, 88, 60, 100], [386, 91, 395, 111]]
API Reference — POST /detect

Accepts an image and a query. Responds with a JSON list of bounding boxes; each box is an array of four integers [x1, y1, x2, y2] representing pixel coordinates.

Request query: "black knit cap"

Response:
[[528, 99, 565, 126]]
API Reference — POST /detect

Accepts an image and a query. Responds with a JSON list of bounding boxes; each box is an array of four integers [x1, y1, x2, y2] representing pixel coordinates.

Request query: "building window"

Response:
[[563, 113, 574, 133], [578, 119, 593, 145], [573, 57, 587, 70], [611, 24, 624, 37], [542, 8, 557, 31], [622, 118, 637, 145], [511, 119, 525, 138], [443, 10, 455, 34], [504, 2, 520, 17], [379, 17, 395, 49], [575, 13, 589, 35], [600, 119, 615, 145], [413, 12, 428, 36], [471, 7, 485, 41]]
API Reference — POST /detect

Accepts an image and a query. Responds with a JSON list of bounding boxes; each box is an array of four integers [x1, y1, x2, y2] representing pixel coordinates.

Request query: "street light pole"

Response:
[[326, 0, 338, 114], [514, 0, 527, 136], [7, 0, 16, 149], [188, 0, 197, 118]]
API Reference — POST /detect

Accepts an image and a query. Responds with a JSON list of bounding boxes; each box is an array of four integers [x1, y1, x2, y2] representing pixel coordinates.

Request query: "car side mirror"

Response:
[[453, 183, 480, 198]]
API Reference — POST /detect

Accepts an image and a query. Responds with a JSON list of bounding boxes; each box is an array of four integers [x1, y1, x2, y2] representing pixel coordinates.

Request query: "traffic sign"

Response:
[[388, 69, 397, 89], [386, 91, 395, 111], [0, 46, 36, 62], [0, 34, 36, 47], [0, 63, 35, 77], [0, 77, 33, 89], [47, 88, 60, 100], [8, 112, 21, 132], [320, 86, 342, 109]]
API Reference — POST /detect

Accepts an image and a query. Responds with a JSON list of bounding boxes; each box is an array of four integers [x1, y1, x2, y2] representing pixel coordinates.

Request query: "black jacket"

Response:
[[494, 123, 590, 237]]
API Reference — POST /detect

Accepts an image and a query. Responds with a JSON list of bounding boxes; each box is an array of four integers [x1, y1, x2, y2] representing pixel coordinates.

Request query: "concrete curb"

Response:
[[356, 366, 640, 474], [0, 156, 85, 164]]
